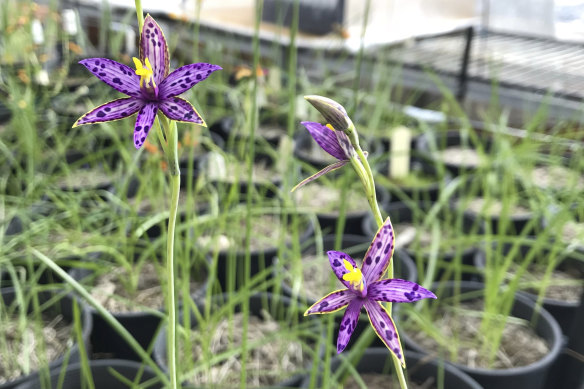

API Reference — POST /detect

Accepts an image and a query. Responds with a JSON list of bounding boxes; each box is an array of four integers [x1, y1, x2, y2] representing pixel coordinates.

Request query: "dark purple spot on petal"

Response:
[[96, 111, 106, 118], [375, 256, 380, 263], [148, 22, 154, 28], [196, 74, 202, 80], [377, 241, 382, 249], [413, 284, 419, 291], [332, 259, 341, 267]]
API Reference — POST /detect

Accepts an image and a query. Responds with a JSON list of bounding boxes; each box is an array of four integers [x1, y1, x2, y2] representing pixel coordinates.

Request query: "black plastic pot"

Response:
[[177, 131, 225, 178], [69, 262, 207, 361], [204, 150, 283, 201], [0, 288, 92, 389], [211, 212, 315, 292], [474, 243, 584, 334], [280, 234, 418, 306], [362, 201, 482, 282], [377, 159, 452, 204], [301, 348, 483, 388], [309, 185, 390, 236], [13, 359, 161, 389], [209, 113, 287, 148], [415, 130, 492, 177], [0, 100, 12, 124], [400, 281, 563, 389], [454, 189, 540, 237], [153, 292, 322, 388]]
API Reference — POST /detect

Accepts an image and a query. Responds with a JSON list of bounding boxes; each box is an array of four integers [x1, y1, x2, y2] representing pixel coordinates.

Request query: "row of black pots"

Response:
[[3, 291, 488, 389], [3, 250, 572, 387]]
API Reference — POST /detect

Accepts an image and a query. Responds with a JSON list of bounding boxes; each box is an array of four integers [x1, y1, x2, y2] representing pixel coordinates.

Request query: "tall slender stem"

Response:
[[160, 116, 179, 389], [349, 130, 408, 389]]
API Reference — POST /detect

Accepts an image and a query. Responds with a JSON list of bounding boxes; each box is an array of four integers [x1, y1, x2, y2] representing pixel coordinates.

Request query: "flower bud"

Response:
[[304, 95, 352, 133]]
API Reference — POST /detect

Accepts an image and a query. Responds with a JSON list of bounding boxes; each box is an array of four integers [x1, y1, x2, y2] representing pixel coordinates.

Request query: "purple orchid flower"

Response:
[[291, 121, 358, 191], [304, 217, 436, 366], [73, 14, 221, 149]]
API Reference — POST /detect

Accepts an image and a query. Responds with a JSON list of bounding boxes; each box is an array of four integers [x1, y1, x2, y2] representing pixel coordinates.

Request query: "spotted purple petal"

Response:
[[363, 299, 405, 367], [73, 97, 144, 127], [140, 15, 169, 85], [337, 298, 364, 353], [304, 289, 354, 315], [291, 160, 348, 192], [159, 97, 204, 125], [368, 279, 437, 303], [158, 63, 222, 100], [361, 217, 395, 284], [328, 250, 358, 291], [133, 103, 158, 149], [301, 121, 346, 160], [335, 130, 357, 158], [79, 58, 141, 98]]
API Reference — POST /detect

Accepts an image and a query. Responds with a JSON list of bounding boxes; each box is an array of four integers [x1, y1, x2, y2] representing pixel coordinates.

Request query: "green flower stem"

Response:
[[31, 249, 170, 386], [348, 128, 409, 389], [160, 116, 180, 389], [135, 0, 144, 33]]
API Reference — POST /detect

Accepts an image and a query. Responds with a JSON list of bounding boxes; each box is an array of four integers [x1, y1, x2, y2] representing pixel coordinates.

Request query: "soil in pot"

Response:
[[179, 311, 307, 387], [0, 289, 91, 387], [521, 262, 584, 304], [155, 294, 319, 387], [0, 313, 73, 385], [531, 165, 584, 193], [561, 219, 584, 249], [406, 300, 549, 370], [205, 153, 281, 185], [197, 213, 308, 253], [55, 166, 118, 191], [456, 196, 536, 235], [435, 147, 485, 170], [293, 182, 370, 215], [463, 197, 532, 219], [89, 262, 205, 313], [376, 159, 450, 203]]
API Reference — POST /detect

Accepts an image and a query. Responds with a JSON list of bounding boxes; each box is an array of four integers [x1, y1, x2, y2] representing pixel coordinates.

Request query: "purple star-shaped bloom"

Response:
[[292, 121, 358, 191], [304, 217, 436, 367], [73, 14, 221, 149]]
